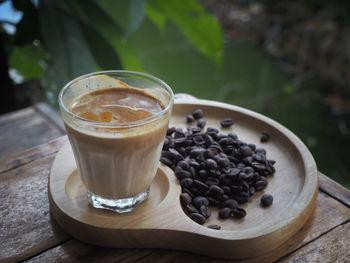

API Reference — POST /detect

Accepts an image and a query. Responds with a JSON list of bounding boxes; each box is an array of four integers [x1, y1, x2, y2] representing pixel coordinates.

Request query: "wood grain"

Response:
[[0, 138, 69, 263], [1, 96, 349, 262], [0, 136, 67, 174], [49, 100, 319, 259], [0, 106, 64, 158], [33, 102, 65, 133], [278, 221, 350, 263], [319, 172, 350, 208], [23, 191, 350, 263]]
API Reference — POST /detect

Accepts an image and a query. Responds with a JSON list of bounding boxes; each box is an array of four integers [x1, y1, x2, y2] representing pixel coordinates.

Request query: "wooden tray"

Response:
[[48, 98, 318, 259]]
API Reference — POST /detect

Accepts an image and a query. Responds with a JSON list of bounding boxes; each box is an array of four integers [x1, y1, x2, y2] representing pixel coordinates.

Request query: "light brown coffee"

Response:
[[65, 86, 168, 199]]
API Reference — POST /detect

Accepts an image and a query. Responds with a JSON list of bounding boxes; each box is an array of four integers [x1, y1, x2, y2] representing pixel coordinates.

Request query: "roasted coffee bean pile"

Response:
[[160, 109, 276, 228]]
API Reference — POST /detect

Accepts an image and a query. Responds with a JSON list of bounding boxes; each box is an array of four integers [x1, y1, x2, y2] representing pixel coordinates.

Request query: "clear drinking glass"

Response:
[[58, 71, 174, 213]]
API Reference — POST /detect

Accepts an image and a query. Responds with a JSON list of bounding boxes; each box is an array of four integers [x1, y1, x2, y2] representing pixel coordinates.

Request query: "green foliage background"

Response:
[[2, 0, 350, 188], [6, 0, 224, 107]]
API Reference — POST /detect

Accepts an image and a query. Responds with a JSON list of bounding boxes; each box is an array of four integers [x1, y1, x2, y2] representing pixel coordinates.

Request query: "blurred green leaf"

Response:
[[125, 0, 146, 37], [145, 1, 166, 32], [71, 0, 143, 71], [38, 0, 96, 107], [149, 0, 223, 65], [9, 44, 46, 79], [94, 0, 129, 30], [79, 22, 122, 70]]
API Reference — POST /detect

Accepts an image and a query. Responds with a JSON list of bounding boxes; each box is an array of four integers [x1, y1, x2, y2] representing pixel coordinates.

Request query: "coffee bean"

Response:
[[248, 143, 256, 150], [219, 175, 230, 187], [268, 159, 276, 165], [236, 139, 247, 147], [222, 186, 231, 195], [253, 153, 266, 163], [189, 187, 202, 196], [242, 156, 253, 165], [207, 224, 221, 230], [193, 196, 209, 208], [231, 185, 242, 195], [226, 167, 240, 178], [193, 180, 209, 192], [243, 166, 254, 175], [252, 162, 266, 171], [174, 137, 187, 147], [182, 189, 193, 200], [190, 148, 206, 159], [255, 180, 268, 191], [260, 131, 270, 142], [167, 127, 176, 136], [190, 213, 206, 224], [207, 176, 219, 184], [233, 195, 249, 204], [205, 149, 217, 159], [249, 186, 256, 196], [192, 136, 205, 146], [217, 157, 230, 168], [261, 194, 273, 207], [231, 207, 246, 219], [177, 160, 190, 170], [160, 157, 173, 166], [161, 109, 276, 226], [266, 162, 276, 175], [190, 161, 200, 169], [180, 178, 193, 188], [197, 119, 206, 129], [198, 169, 208, 179], [222, 199, 238, 209], [185, 204, 199, 213], [168, 148, 184, 161], [192, 109, 204, 120], [241, 146, 253, 157], [209, 185, 224, 196], [239, 172, 248, 181], [174, 128, 185, 138], [180, 193, 192, 206], [228, 132, 238, 139], [206, 127, 219, 133], [200, 205, 211, 218], [220, 118, 234, 128], [163, 137, 170, 148], [177, 147, 186, 156], [205, 158, 217, 169], [186, 115, 195, 123], [203, 134, 214, 146], [189, 166, 196, 177], [209, 143, 222, 153], [219, 207, 231, 219], [255, 148, 266, 154], [175, 169, 192, 180]]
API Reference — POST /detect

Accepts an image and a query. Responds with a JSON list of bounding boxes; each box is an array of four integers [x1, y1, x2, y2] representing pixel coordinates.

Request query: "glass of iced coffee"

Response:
[[58, 71, 174, 213]]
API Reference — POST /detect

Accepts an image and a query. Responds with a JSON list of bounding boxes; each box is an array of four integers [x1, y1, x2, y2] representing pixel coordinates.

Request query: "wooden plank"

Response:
[[0, 107, 35, 126], [319, 172, 350, 208], [46, 99, 320, 260], [278, 221, 350, 263], [0, 141, 69, 263], [0, 133, 348, 262], [0, 136, 67, 174], [0, 107, 64, 158], [22, 191, 350, 263], [33, 102, 66, 133]]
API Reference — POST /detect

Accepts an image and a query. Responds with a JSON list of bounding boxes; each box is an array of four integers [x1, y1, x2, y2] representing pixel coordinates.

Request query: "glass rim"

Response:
[[58, 70, 174, 128]]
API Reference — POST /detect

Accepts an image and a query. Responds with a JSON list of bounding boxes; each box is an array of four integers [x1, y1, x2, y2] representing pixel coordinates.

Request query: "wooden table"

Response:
[[0, 135, 349, 263], [0, 103, 65, 158]]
